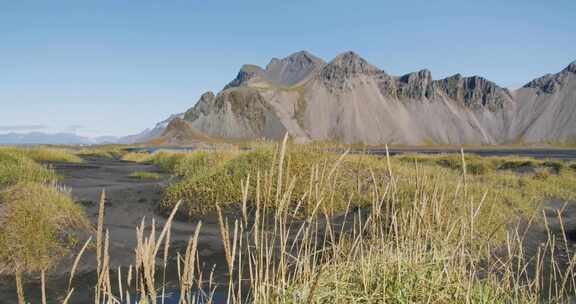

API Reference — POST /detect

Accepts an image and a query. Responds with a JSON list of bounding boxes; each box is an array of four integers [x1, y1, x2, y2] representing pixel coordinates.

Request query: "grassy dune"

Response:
[[0, 147, 89, 303]]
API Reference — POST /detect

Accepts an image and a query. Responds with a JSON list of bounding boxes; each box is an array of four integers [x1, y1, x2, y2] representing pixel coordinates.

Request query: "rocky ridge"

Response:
[[142, 51, 576, 145]]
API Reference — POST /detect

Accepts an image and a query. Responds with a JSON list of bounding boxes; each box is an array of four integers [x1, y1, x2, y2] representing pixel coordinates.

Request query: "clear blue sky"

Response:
[[1, 0, 575, 137]]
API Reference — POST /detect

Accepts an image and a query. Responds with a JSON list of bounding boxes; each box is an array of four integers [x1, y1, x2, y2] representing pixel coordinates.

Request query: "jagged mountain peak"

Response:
[[393, 69, 435, 99], [523, 60, 576, 94], [434, 74, 511, 110], [564, 61, 576, 73], [225, 51, 325, 89], [265, 50, 325, 86], [327, 51, 380, 74], [223, 64, 266, 90], [399, 69, 432, 83], [266, 50, 323, 69], [319, 51, 381, 89]]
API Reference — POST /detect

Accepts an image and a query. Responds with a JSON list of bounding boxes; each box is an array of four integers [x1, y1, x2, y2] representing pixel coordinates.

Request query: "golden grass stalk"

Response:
[[68, 236, 92, 291]]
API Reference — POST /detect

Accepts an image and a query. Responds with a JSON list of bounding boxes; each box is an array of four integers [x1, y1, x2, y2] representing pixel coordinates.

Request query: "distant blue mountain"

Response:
[[0, 132, 118, 145]]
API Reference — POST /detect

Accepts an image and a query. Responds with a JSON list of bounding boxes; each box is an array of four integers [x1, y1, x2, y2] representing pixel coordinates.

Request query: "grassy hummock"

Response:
[[0, 182, 89, 274]]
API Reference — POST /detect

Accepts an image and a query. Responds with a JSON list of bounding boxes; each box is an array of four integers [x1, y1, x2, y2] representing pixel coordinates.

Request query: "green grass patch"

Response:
[[129, 171, 162, 180], [0, 150, 58, 186], [0, 147, 82, 163]]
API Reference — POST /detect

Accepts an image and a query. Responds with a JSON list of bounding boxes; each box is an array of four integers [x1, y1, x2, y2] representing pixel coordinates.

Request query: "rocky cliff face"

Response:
[[434, 74, 513, 111], [143, 51, 576, 145]]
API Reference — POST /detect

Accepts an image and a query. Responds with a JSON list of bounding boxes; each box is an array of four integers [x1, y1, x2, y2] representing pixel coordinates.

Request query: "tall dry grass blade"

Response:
[[68, 236, 92, 291], [118, 266, 123, 303], [97, 189, 106, 275], [460, 148, 467, 195], [61, 288, 74, 304], [15, 268, 25, 304], [179, 221, 203, 304], [385, 144, 392, 179], [153, 200, 182, 257], [161, 221, 171, 304], [241, 174, 251, 226], [276, 132, 289, 203], [41, 269, 47, 304]]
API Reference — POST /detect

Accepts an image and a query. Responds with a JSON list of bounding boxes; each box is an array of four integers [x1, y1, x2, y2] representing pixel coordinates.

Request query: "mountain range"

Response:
[[0, 132, 118, 145], [142, 51, 576, 145], [3, 51, 574, 146]]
